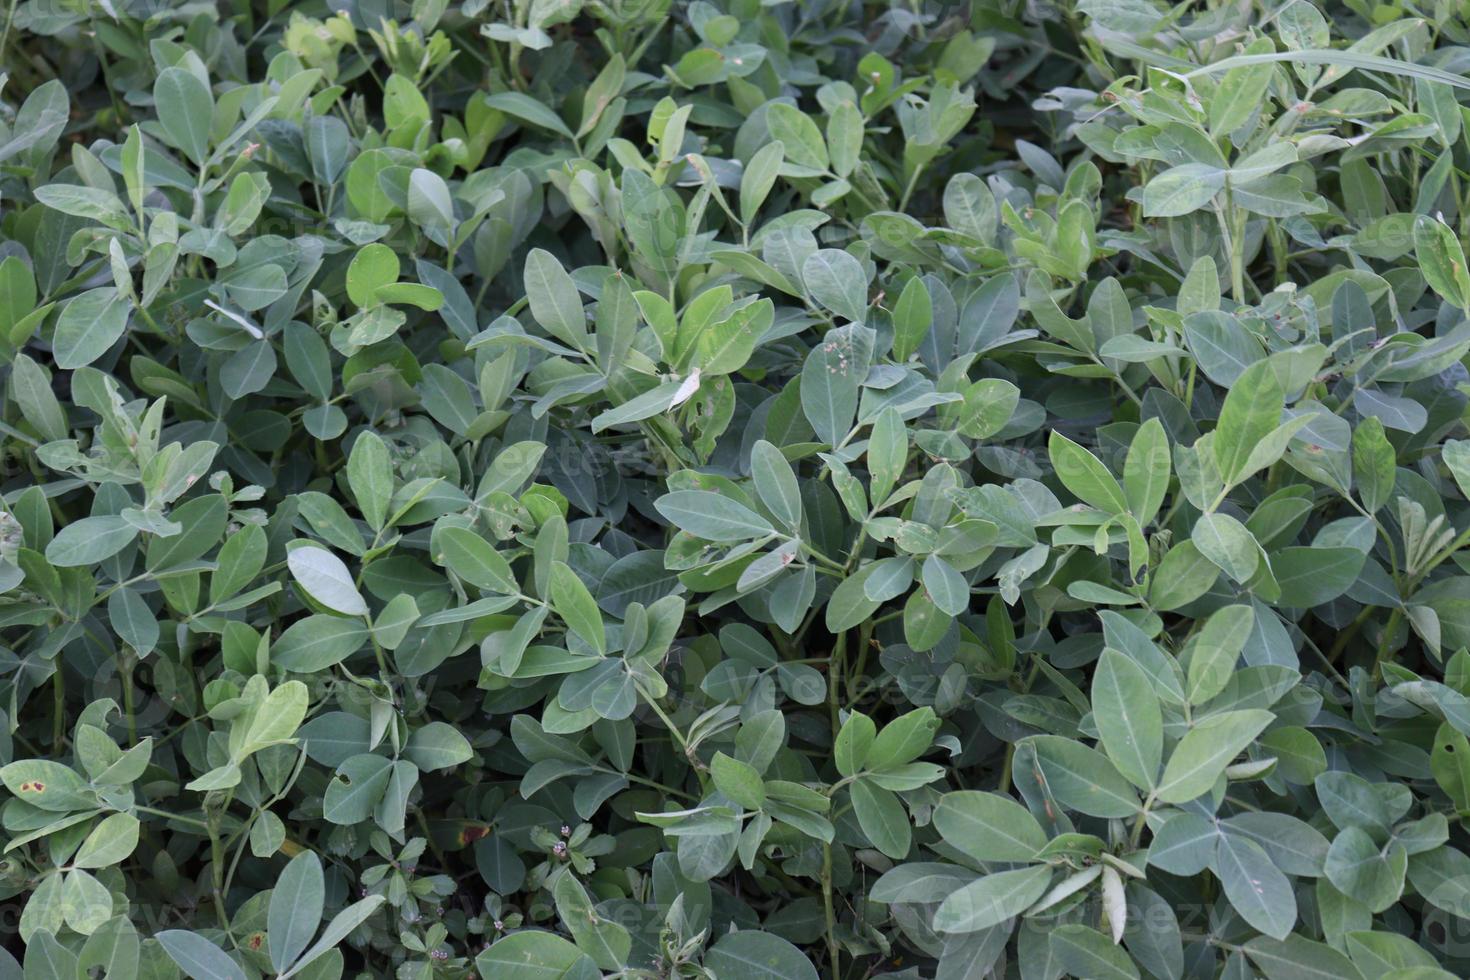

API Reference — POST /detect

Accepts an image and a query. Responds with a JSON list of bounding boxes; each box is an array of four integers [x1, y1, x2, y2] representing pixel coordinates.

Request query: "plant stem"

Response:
[[210, 825, 230, 933], [1326, 605, 1374, 664], [821, 842, 839, 975], [1374, 607, 1404, 675], [828, 630, 848, 734], [642, 691, 688, 753], [1216, 193, 1246, 305], [120, 651, 138, 746], [1128, 793, 1154, 850], [52, 667, 65, 749], [998, 743, 1015, 793], [898, 165, 925, 212], [135, 805, 212, 831]]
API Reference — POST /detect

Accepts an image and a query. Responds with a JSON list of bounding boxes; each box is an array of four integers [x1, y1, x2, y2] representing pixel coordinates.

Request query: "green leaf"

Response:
[[868, 707, 940, 770], [10, 352, 67, 442], [933, 790, 1048, 862], [377, 281, 444, 310], [834, 711, 876, 777], [347, 431, 393, 529], [1092, 648, 1162, 790], [711, 752, 766, 809], [1414, 215, 1470, 310], [271, 615, 369, 672], [1217, 832, 1297, 939], [280, 896, 386, 979], [268, 851, 325, 973], [484, 91, 576, 139], [696, 297, 770, 376], [1352, 416, 1395, 513], [1048, 431, 1128, 513], [850, 780, 911, 859], [46, 516, 137, 567], [1124, 417, 1170, 525], [892, 276, 932, 362], [524, 248, 586, 349], [1157, 709, 1274, 803], [1272, 546, 1366, 607], [1028, 735, 1141, 817], [704, 931, 819, 980], [1244, 934, 1365, 980], [322, 754, 394, 824], [288, 545, 368, 616], [474, 932, 594, 980], [654, 490, 774, 542], [1191, 512, 1259, 583], [146, 492, 226, 569], [0, 759, 90, 812], [921, 554, 969, 617], [740, 140, 784, 224], [154, 68, 214, 165], [1325, 827, 1407, 912], [1209, 43, 1276, 136], [932, 865, 1053, 934], [802, 249, 868, 323], [1214, 359, 1284, 488], [826, 101, 863, 178], [372, 593, 419, 649], [750, 440, 802, 529], [801, 325, 870, 446], [156, 930, 246, 980], [1344, 930, 1438, 975], [437, 526, 518, 593], [552, 873, 630, 970], [54, 287, 129, 369], [1142, 163, 1225, 216], [59, 870, 111, 934], [766, 103, 828, 172], [1182, 46, 1470, 92], [404, 722, 473, 771], [1184, 604, 1254, 704], [346, 243, 399, 307], [1148, 541, 1221, 611], [549, 561, 606, 655], [868, 407, 908, 505], [242, 681, 309, 751], [74, 813, 140, 869], [1050, 924, 1140, 980], [407, 168, 454, 234]]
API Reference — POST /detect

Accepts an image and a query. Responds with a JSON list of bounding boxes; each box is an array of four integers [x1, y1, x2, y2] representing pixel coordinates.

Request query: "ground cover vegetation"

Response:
[[5, 0, 1470, 977]]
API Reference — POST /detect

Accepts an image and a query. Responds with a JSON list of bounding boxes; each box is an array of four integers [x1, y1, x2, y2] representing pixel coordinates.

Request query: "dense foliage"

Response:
[[10, 0, 1470, 976]]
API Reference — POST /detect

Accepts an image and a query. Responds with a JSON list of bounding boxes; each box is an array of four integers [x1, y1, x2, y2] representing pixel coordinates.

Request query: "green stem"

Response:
[[206, 789, 237, 936], [135, 805, 212, 831], [898, 165, 926, 212], [1128, 794, 1154, 850], [0, 0, 18, 64], [850, 620, 875, 702], [821, 842, 839, 976], [1374, 607, 1404, 675], [604, 768, 696, 802], [643, 694, 686, 751], [1215, 194, 1246, 305], [52, 666, 65, 750], [210, 822, 230, 933], [120, 651, 138, 746], [828, 631, 848, 735], [1326, 605, 1374, 665]]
